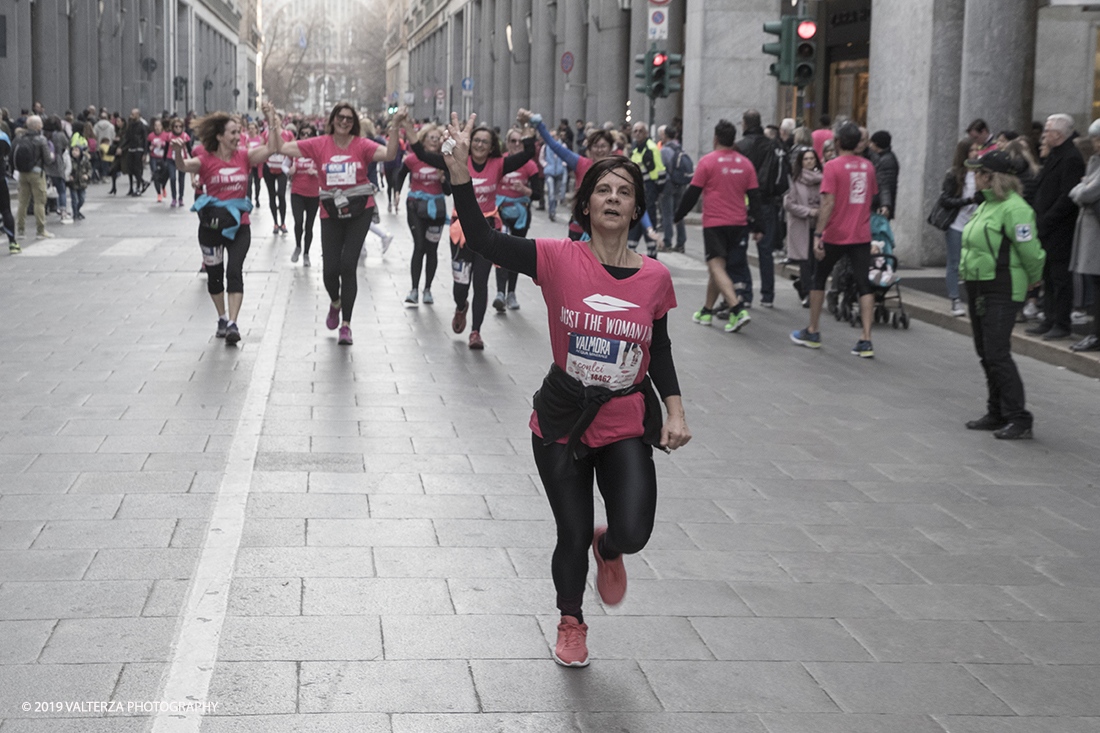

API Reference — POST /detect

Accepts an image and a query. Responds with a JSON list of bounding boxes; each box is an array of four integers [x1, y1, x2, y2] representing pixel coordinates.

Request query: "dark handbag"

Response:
[[198, 204, 238, 232], [926, 194, 955, 231], [154, 163, 171, 187], [321, 195, 370, 220]]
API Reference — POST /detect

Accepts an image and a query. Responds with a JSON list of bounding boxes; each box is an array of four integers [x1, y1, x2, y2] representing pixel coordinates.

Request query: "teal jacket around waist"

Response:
[[959, 188, 1045, 302], [191, 195, 253, 240]]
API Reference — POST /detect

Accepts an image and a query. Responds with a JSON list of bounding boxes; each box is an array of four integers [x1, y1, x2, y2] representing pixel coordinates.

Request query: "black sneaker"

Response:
[[1025, 322, 1053, 336], [225, 323, 241, 345], [216, 316, 229, 338], [1070, 334, 1100, 352], [966, 414, 1007, 431], [993, 422, 1033, 440]]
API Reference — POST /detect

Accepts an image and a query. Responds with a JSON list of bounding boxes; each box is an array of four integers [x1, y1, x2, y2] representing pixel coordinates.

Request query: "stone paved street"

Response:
[[0, 183, 1099, 732]]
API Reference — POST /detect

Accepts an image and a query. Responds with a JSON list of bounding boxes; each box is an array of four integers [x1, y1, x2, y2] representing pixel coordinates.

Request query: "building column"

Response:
[[958, 0, 1038, 135], [476, 0, 495, 121], [867, 0, 966, 267], [554, 0, 587, 127], [682, 0, 776, 165], [70, 0, 100, 113], [31, 0, 63, 112], [587, 0, 628, 127], [492, 0, 511, 126], [510, 0, 532, 118], [528, 0, 556, 120]]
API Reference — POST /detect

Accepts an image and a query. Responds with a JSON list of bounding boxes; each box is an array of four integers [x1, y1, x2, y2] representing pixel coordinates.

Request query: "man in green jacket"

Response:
[[959, 150, 1046, 439]]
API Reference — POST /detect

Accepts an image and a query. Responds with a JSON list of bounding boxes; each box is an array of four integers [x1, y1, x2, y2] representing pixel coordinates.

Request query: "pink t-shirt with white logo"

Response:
[[290, 156, 320, 197], [263, 128, 296, 172], [498, 160, 538, 198], [469, 157, 505, 214], [294, 135, 381, 217], [198, 147, 252, 225], [147, 131, 171, 159], [820, 154, 878, 245], [530, 238, 677, 448], [690, 149, 759, 228], [404, 152, 443, 196]]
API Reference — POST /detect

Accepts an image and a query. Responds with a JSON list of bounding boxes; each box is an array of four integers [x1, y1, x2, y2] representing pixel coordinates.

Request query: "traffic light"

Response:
[[794, 19, 817, 86], [651, 51, 669, 98], [634, 51, 652, 94], [387, 104, 398, 115], [762, 19, 790, 83], [666, 53, 683, 96]]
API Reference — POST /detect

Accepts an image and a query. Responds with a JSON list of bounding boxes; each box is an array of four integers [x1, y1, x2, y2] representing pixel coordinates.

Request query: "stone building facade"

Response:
[[0, 0, 257, 117]]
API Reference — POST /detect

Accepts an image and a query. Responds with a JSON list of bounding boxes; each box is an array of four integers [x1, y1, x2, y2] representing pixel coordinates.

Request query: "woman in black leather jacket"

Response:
[[937, 139, 981, 315]]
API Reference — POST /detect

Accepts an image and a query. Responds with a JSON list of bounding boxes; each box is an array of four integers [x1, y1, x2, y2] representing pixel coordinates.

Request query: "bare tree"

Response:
[[346, 0, 388, 116], [261, 7, 322, 110]]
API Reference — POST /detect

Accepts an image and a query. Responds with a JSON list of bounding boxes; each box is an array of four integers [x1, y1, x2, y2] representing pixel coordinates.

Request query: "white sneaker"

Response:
[[1022, 302, 1039, 320], [950, 298, 966, 317], [37, 230, 55, 240], [59, 213, 73, 225], [1071, 310, 1089, 326], [405, 288, 419, 305], [382, 234, 393, 254], [422, 289, 434, 305]]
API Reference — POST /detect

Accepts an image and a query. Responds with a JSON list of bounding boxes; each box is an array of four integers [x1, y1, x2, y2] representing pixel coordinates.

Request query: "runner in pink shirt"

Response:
[[791, 121, 880, 357], [442, 112, 691, 668], [273, 103, 409, 346], [395, 124, 447, 305], [673, 119, 764, 334], [494, 129, 540, 312], [147, 119, 172, 203], [167, 117, 192, 207], [262, 124, 296, 234], [245, 121, 262, 206], [407, 110, 537, 350], [288, 123, 320, 266], [170, 102, 282, 345]]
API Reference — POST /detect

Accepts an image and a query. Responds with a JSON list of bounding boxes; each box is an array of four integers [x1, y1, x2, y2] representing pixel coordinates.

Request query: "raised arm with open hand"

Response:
[[441, 111, 476, 185]]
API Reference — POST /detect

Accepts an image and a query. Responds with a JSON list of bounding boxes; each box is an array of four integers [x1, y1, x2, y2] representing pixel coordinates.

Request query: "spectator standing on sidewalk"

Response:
[[658, 126, 689, 253], [967, 118, 997, 153], [959, 150, 1046, 439], [43, 115, 72, 223], [14, 116, 55, 241], [0, 128, 17, 251], [784, 146, 822, 306], [869, 131, 898, 220], [937, 140, 982, 317], [1028, 114, 1086, 341], [67, 145, 92, 220], [791, 122, 879, 358], [1068, 119, 1100, 352], [121, 109, 149, 196], [738, 109, 788, 308]]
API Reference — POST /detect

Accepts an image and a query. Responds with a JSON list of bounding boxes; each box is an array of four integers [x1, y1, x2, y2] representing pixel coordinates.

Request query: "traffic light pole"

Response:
[[648, 42, 657, 133]]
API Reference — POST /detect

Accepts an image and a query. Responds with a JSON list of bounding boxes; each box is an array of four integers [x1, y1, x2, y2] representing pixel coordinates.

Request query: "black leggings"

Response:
[[497, 215, 528, 294], [249, 168, 262, 203], [291, 193, 319, 253], [406, 200, 443, 290], [320, 212, 372, 323], [452, 246, 493, 332], [263, 169, 287, 226], [386, 168, 404, 206], [531, 434, 657, 619], [0, 177, 14, 241], [199, 225, 251, 295]]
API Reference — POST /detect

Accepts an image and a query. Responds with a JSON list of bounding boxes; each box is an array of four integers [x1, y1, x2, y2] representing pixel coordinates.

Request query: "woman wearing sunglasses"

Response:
[[273, 103, 409, 345]]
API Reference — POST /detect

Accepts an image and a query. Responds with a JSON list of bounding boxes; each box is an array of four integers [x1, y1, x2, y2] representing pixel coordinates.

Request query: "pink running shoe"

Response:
[[554, 616, 589, 667], [592, 526, 627, 605], [326, 304, 340, 330], [338, 325, 353, 345]]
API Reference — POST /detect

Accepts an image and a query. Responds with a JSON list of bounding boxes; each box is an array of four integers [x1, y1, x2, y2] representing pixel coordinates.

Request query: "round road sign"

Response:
[[561, 52, 574, 74]]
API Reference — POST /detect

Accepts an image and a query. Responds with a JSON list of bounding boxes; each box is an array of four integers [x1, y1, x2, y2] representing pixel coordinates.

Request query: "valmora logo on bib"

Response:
[[583, 294, 640, 313]]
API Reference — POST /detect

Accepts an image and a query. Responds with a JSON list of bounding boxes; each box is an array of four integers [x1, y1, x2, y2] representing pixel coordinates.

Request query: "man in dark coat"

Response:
[[736, 109, 786, 307], [1028, 114, 1086, 340], [120, 108, 149, 196], [869, 130, 899, 220]]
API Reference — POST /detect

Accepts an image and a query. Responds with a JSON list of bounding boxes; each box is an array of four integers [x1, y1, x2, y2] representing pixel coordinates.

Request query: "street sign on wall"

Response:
[[648, 2, 668, 41], [561, 52, 574, 74]]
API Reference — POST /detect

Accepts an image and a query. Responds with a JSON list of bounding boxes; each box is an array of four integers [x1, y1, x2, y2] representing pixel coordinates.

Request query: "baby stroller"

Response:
[[832, 213, 910, 329]]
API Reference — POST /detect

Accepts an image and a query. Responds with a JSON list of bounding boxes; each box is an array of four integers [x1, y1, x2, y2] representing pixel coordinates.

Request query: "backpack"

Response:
[[756, 142, 790, 198], [11, 136, 35, 173], [669, 146, 694, 186]]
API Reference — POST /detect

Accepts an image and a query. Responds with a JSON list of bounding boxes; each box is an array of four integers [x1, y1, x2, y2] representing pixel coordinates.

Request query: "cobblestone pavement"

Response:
[[0, 183, 1098, 733]]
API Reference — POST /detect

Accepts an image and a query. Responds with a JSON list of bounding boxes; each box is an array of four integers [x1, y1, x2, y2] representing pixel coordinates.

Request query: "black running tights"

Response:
[[199, 225, 251, 295], [452, 249, 493, 332], [291, 193, 319, 253], [407, 202, 443, 290], [531, 434, 657, 619], [263, 169, 287, 226], [320, 213, 371, 323], [496, 217, 528, 294]]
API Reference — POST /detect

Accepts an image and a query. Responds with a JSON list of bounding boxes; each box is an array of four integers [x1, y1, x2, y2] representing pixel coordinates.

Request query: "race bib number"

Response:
[[268, 153, 287, 168], [849, 171, 868, 205], [452, 259, 472, 284], [325, 162, 357, 186], [200, 244, 224, 267], [564, 333, 642, 390]]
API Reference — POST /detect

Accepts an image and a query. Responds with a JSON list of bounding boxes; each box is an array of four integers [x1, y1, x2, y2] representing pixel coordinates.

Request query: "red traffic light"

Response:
[[797, 20, 816, 39], [653, 53, 667, 67]]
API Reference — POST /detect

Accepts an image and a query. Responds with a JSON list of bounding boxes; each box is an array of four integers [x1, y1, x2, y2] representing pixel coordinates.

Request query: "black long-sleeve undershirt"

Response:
[[674, 185, 764, 233], [411, 137, 536, 176], [452, 180, 680, 399]]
